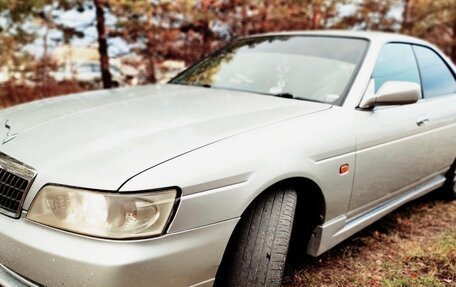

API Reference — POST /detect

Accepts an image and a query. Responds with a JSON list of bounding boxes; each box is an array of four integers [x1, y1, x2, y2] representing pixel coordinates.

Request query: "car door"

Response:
[[411, 45, 456, 173], [348, 43, 433, 216]]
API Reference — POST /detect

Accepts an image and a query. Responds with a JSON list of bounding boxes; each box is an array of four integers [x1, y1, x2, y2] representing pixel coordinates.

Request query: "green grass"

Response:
[[383, 276, 444, 287]]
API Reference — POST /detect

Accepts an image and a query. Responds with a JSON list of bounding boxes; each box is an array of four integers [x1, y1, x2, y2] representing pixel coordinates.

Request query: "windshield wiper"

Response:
[[193, 83, 212, 88], [173, 82, 212, 88], [271, 92, 294, 99]]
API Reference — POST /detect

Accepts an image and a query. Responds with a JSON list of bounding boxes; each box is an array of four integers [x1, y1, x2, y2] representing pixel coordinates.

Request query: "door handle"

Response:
[[416, 116, 430, 127]]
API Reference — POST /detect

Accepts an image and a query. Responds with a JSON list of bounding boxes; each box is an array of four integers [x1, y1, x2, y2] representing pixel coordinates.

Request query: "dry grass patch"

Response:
[[283, 191, 456, 287]]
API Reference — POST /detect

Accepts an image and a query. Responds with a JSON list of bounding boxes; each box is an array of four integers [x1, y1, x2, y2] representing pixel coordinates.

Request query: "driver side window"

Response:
[[372, 43, 421, 94]]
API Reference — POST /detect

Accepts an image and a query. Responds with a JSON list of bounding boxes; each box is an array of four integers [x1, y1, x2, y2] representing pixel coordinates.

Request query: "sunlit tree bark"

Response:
[[94, 0, 112, 89]]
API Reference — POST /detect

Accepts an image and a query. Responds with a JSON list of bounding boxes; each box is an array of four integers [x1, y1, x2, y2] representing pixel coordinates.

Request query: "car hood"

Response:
[[0, 84, 330, 190]]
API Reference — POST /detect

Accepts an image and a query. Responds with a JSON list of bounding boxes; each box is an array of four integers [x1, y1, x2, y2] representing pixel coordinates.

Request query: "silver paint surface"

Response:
[[0, 31, 455, 287]]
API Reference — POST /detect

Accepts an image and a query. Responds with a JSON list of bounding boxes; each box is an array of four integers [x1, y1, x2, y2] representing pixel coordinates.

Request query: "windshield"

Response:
[[170, 36, 368, 105]]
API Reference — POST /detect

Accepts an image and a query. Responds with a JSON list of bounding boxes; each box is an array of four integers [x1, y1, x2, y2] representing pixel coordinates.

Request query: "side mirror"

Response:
[[359, 81, 421, 109]]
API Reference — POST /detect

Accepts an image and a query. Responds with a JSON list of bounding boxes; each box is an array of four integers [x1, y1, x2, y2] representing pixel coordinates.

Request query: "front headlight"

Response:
[[27, 185, 177, 239]]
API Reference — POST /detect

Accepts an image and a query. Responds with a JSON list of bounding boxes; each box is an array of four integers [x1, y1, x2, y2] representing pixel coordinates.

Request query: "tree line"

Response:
[[0, 0, 455, 105]]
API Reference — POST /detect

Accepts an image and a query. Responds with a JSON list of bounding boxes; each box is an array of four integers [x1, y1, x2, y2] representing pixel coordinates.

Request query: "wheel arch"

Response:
[[245, 176, 326, 227], [214, 176, 326, 285]]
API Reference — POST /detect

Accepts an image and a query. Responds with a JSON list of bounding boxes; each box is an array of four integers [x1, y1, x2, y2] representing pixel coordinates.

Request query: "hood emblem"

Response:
[[3, 120, 18, 144]]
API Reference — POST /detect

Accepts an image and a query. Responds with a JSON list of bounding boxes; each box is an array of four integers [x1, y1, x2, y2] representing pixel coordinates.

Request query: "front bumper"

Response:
[[0, 213, 238, 287], [0, 264, 38, 287]]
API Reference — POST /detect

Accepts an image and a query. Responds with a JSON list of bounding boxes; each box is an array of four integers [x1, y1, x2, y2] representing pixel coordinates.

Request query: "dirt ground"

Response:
[[283, 191, 456, 287]]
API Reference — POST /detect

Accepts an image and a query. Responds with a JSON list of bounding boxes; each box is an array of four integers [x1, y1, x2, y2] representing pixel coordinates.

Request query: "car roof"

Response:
[[242, 30, 429, 46]]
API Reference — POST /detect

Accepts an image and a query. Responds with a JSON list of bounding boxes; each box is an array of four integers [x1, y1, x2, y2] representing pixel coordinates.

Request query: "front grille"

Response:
[[0, 169, 29, 216], [0, 152, 36, 218]]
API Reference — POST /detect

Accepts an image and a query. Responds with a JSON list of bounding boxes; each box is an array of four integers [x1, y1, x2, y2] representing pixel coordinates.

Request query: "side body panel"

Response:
[[122, 35, 456, 259], [121, 107, 357, 231], [423, 95, 456, 172], [349, 102, 432, 216], [312, 38, 456, 256]]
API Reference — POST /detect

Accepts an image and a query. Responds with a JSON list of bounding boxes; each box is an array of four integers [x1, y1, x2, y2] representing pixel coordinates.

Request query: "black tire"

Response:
[[217, 188, 297, 287], [442, 160, 456, 200]]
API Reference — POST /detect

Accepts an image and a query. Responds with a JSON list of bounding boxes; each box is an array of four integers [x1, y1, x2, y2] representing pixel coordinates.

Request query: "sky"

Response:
[[25, 2, 404, 59], [25, 6, 130, 58]]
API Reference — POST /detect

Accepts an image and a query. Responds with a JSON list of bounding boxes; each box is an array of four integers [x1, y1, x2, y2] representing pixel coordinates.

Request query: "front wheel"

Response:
[[217, 187, 297, 287]]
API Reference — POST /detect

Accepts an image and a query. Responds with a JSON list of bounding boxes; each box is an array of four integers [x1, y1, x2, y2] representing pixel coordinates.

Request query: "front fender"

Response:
[[120, 108, 356, 232]]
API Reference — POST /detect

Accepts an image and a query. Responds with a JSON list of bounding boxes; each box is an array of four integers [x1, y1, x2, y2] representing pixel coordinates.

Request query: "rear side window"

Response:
[[413, 45, 456, 98], [372, 44, 421, 92]]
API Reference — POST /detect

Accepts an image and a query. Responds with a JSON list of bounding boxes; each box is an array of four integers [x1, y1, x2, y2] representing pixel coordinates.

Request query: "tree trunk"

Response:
[[312, 2, 321, 29], [201, 23, 213, 59], [401, 0, 412, 34], [452, 20, 456, 64], [42, 27, 49, 98], [146, 29, 157, 83], [260, 3, 270, 32], [94, 0, 112, 89], [241, 0, 248, 36], [144, 6, 157, 84]]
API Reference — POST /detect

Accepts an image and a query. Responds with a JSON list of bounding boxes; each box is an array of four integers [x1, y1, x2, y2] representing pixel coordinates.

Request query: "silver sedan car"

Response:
[[0, 31, 455, 287]]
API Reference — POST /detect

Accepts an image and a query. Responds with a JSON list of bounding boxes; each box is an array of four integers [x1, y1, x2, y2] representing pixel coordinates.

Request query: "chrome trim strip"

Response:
[[0, 152, 36, 180], [0, 263, 40, 287], [0, 152, 37, 218], [347, 167, 449, 219], [189, 278, 215, 287], [336, 175, 445, 238]]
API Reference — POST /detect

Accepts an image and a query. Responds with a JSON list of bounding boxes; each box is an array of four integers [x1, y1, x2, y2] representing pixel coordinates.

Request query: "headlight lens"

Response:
[[27, 185, 177, 239]]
